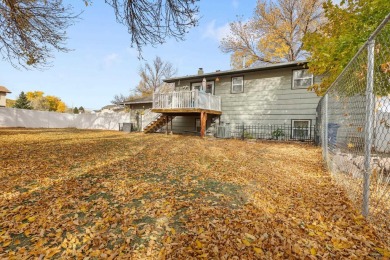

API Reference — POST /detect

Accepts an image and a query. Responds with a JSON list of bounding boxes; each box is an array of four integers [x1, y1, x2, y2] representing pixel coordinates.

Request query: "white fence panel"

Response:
[[0, 108, 131, 131]]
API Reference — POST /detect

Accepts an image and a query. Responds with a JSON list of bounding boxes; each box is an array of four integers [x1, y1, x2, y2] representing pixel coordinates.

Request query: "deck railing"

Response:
[[153, 90, 222, 111]]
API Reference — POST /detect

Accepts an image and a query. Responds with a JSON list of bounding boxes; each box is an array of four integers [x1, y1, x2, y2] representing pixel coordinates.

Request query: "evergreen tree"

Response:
[[78, 106, 85, 113], [13, 92, 32, 109], [73, 107, 79, 114]]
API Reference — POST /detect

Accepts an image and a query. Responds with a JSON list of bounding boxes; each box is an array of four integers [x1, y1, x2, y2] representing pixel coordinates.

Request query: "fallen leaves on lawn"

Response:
[[0, 128, 388, 259]]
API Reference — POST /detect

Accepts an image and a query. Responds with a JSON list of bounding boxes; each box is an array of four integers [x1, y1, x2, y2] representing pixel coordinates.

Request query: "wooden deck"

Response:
[[153, 90, 222, 112], [148, 90, 222, 138], [151, 108, 222, 115]]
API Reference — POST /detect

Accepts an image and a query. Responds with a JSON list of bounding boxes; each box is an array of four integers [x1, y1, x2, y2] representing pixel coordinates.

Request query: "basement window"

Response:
[[291, 120, 311, 139]]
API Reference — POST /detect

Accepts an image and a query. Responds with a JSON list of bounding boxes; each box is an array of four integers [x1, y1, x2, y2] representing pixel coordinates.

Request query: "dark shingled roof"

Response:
[[163, 61, 308, 83], [119, 95, 153, 105]]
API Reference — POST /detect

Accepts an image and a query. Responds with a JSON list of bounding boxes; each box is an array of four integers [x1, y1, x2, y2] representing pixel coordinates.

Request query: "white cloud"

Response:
[[103, 53, 120, 68], [232, 0, 239, 9], [202, 20, 231, 42]]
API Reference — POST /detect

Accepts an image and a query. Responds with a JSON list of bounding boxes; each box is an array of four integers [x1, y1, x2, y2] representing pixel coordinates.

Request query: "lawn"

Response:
[[0, 128, 388, 259]]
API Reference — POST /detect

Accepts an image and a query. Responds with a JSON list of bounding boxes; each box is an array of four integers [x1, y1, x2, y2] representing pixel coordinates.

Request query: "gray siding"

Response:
[[126, 103, 152, 129], [161, 115, 214, 135], [171, 67, 321, 132]]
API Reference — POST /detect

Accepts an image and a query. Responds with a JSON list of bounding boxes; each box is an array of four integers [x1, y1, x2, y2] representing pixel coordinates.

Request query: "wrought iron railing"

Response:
[[216, 124, 316, 142]]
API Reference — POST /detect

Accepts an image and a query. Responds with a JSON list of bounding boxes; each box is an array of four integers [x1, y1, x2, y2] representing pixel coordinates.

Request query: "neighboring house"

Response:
[[0, 86, 11, 107], [142, 61, 321, 140], [97, 104, 126, 113], [120, 95, 153, 130]]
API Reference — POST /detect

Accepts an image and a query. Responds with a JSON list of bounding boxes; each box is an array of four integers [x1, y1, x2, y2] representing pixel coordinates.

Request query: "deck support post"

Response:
[[200, 111, 207, 138]]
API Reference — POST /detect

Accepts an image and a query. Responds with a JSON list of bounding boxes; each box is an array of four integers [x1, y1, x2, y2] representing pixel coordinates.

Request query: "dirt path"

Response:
[[0, 129, 388, 259]]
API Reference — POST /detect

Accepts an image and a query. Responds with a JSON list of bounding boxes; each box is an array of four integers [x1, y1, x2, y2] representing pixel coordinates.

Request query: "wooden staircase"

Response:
[[143, 114, 175, 133]]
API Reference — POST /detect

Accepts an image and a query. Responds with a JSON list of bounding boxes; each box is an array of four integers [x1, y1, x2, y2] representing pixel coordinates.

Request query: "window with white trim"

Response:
[[291, 120, 310, 139], [292, 69, 313, 89], [231, 76, 244, 93]]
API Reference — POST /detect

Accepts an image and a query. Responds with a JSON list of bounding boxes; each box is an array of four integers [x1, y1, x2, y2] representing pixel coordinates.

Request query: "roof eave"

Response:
[[164, 61, 308, 83], [120, 101, 153, 105]]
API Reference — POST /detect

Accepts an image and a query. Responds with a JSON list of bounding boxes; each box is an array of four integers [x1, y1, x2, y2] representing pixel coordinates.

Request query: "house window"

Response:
[[292, 69, 313, 89], [291, 120, 311, 139], [231, 76, 244, 93]]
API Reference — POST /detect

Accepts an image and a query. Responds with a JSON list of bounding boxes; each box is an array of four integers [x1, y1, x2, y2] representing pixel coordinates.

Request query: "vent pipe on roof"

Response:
[[198, 68, 204, 75]]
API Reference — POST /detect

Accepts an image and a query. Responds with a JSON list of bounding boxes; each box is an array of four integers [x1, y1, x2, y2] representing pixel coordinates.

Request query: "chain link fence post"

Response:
[[362, 39, 376, 217], [323, 94, 328, 164]]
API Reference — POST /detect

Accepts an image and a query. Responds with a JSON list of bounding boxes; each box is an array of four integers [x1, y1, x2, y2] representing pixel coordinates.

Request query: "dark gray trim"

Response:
[[164, 61, 308, 83], [120, 101, 153, 105]]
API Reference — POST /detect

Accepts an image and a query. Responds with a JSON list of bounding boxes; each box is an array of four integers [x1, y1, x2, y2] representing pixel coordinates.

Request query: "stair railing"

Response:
[[141, 109, 161, 131]]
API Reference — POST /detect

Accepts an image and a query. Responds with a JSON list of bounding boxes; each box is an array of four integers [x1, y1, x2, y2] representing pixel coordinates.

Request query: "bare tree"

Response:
[[107, 0, 199, 54], [220, 0, 324, 69], [135, 56, 177, 95], [220, 18, 267, 69], [0, 0, 77, 69], [111, 93, 129, 105], [0, 0, 199, 68]]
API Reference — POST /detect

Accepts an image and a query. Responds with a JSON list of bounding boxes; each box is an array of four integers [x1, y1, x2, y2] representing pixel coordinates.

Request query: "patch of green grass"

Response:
[[133, 171, 168, 184], [196, 179, 246, 208], [24, 180, 38, 186], [95, 211, 103, 218], [75, 173, 94, 180], [101, 173, 114, 179], [14, 185, 29, 193], [124, 192, 155, 209], [9, 233, 31, 251], [87, 192, 113, 201], [171, 208, 189, 234], [133, 216, 156, 225]]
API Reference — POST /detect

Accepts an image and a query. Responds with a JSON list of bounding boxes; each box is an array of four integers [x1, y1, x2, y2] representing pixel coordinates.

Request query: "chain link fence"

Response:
[[316, 14, 390, 238]]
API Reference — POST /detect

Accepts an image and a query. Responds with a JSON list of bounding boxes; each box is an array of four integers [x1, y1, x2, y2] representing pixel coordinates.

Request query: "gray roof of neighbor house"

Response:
[[0, 86, 11, 93], [119, 95, 153, 105], [163, 61, 308, 83]]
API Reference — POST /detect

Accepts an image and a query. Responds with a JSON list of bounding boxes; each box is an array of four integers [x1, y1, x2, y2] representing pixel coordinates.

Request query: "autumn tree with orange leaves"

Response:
[[220, 0, 324, 69]]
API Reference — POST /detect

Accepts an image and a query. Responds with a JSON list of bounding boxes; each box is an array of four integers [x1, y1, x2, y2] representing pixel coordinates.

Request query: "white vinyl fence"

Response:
[[0, 107, 130, 131]]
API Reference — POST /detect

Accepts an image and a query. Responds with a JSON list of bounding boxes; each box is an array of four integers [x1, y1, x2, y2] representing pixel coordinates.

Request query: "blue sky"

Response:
[[0, 0, 257, 110]]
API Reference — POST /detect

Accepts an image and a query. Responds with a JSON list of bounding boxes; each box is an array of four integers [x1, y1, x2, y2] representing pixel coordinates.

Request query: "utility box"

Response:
[[119, 123, 133, 132], [122, 123, 133, 132], [216, 125, 231, 138]]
